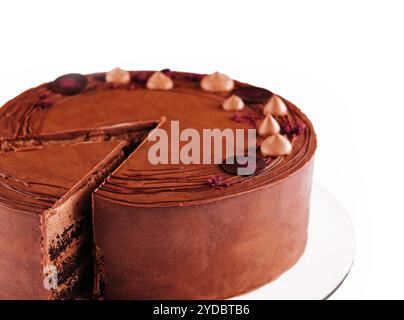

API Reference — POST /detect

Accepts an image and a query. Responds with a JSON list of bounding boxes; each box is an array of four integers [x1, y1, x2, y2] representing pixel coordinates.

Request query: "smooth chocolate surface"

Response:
[[94, 160, 314, 299]]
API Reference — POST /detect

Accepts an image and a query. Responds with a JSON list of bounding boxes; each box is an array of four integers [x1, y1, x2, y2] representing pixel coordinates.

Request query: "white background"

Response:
[[0, 0, 403, 299]]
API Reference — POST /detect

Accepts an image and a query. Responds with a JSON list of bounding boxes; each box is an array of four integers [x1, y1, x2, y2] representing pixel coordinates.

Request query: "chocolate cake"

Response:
[[0, 69, 316, 299]]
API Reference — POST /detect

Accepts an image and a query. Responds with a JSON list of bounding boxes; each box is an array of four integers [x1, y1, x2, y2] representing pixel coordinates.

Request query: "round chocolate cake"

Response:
[[0, 69, 316, 299]]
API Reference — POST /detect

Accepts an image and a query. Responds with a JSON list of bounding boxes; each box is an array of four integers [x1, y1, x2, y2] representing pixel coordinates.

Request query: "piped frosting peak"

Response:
[[222, 95, 244, 111], [146, 71, 174, 90], [260, 134, 292, 157], [106, 68, 131, 85], [201, 72, 234, 93], [258, 115, 280, 137], [263, 95, 288, 116]]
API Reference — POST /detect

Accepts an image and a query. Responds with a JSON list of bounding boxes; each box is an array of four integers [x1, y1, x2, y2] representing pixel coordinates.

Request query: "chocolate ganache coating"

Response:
[[0, 70, 316, 299]]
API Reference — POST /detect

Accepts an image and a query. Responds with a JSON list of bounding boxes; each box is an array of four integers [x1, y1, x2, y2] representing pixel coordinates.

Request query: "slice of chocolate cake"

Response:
[[0, 124, 156, 299]]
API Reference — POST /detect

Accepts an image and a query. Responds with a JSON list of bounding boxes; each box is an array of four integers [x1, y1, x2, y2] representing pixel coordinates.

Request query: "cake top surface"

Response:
[[0, 70, 317, 208], [0, 140, 123, 213]]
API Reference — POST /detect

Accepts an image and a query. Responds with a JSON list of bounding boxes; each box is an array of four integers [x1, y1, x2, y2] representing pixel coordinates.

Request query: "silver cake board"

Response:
[[232, 183, 355, 300]]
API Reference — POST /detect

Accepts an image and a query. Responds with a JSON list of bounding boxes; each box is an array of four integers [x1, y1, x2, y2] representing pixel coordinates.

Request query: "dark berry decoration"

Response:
[[207, 176, 230, 188], [185, 73, 204, 82], [160, 68, 175, 77], [41, 99, 54, 109], [34, 99, 54, 109], [133, 71, 149, 83], [231, 113, 264, 126], [281, 122, 293, 134], [232, 86, 273, 103], [280, 119, 307, 136], [231, 113, 243, 123], [295, 123, 306, 135], [221, 155, 266, 176], [52, 73, 88, 95]]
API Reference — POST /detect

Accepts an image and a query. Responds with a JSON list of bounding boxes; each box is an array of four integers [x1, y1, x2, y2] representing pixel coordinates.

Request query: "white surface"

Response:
[[0, 0, 403, 299], [233, 183, 355, 300]]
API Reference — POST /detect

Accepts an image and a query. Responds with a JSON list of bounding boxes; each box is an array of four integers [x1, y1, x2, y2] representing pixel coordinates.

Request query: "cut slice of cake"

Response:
[[0, 123, 157, 299], [0, 141, 125, 299]]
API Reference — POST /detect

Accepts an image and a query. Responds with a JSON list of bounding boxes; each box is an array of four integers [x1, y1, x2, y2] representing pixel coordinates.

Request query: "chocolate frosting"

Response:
[[0, 71, 316, 207], [0, 70, 317, 299], [0, 141, 124, 213]]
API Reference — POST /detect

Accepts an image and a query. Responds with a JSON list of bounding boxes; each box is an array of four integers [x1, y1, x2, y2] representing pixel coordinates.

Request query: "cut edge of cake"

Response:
[[40, 141, 127, 299], [0, 121, 159, 299]]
